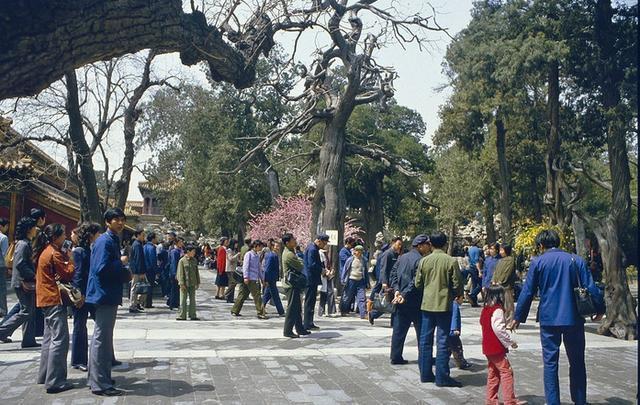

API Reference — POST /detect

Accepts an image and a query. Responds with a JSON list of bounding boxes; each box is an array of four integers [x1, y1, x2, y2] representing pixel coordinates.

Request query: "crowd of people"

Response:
[[0, 207, 606, 404]]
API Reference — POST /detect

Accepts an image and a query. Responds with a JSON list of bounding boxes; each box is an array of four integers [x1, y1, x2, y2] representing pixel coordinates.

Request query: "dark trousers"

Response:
[[540, 324, 587, 405], [159, 269, 170, 297], [340, 278, 366, 317], [167, 277, 179, 309], [225, 275, 238, 302], [461, 268, 481, 303], [145, 276, 155, 307], [303, 283, 319, 328], [368, 280, 385, 321], [390, 305, 421, 363], [71, 303, 93, 367], [418, 311, 452, 384], [263, 282, 285, 315], [0, 287, 36, 346], [283, 287, 305, 335], [318, 278, 336, 316]]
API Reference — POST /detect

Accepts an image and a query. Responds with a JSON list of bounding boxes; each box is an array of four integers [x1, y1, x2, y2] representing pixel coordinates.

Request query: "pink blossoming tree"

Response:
[[248, 196, 362, 248]]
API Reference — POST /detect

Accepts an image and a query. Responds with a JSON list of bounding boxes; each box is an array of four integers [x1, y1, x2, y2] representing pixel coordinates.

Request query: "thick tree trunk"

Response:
[[531, 174, 543, 223], [114, 108, 137, 210], [362, 174, 384, 253], [483, 191, 497, 244], [65, 71, 102, 223], [447, 220, 456, 255], [256, 151, 281, 201], [592, 0, 636, 339], [571, 213, 588, 258], [0, 0, 272, 100], [545, 60, 565, 227], [495, 117, 512, 243], [591, 218, 636, 339]]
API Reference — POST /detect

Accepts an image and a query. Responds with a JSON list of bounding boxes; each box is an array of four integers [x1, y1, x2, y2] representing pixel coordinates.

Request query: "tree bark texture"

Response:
[[114, 103, 138, 210], [592, 0, 636, 339], [0, 0, 270, 100], [256, 151, 281, 202], [495, 117, 513, 243], [483, 191, 497, 244], [447, 220, 456, 255], [571, 213, 588, 258], [362, 174, 384, 253], [545, 60, 566, 227], [64, 71, 102, 223]]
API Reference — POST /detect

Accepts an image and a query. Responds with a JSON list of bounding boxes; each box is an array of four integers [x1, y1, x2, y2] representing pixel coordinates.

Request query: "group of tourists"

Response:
[[0, 206, 607, 404]]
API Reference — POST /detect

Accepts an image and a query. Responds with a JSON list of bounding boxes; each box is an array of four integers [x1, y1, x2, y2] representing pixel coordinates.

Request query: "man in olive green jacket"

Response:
[[176, 245, 200, 321], [415, 232, 463, 387], [281, 233, 309, 338]]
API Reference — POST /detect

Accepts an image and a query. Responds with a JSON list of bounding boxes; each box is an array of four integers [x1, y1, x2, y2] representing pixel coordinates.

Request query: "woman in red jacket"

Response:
[[480, 285, 522, 405], [35, 223, 75, 394]]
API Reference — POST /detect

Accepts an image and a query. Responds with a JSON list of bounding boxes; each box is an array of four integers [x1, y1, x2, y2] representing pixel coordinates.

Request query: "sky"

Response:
[[15, 1, 476, 202]]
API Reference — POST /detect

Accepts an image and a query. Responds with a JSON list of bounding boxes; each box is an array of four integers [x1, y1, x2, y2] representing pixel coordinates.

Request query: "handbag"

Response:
[[4, 241, 15, 269], [232, 267, 244, 283], [372, 290, 395, 314], [134, 280, 152, 295], [286, 270, 307, 290], [58, 281, 83, 307], [571, 256, 597, 318]]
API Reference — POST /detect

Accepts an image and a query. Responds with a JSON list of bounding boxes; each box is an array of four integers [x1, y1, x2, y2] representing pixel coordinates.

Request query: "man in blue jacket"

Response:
[[388, 235, 430, 365], [368, 237, 402, 325], [510, 229, 605, 405], [338, 237, 355, 298], [128, 227, 147, 313], [143, 232, 159, 308], [303, 234, 329, 330], [86, 208, 131, 397], [262, 240, 284, 316], [167, 238, 184, 310]]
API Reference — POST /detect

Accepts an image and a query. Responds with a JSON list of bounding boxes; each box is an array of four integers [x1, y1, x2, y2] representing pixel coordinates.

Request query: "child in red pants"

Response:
[[480, 285, 521, 405]]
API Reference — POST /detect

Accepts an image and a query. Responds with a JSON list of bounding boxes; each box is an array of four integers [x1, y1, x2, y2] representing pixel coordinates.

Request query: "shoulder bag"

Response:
[[286, 270, 307, 290], [571, 256, 597, 318], [233, 266, 244, 283], [372, 289, 395, 314], [50, 253, 83, 307]]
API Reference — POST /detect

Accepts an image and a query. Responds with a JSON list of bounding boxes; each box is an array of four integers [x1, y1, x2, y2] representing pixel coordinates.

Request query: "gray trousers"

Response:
[[88, 304, 118, 392], [0, 287, 35, 342], [38, 305, 69, 388], [0, 267, 7, 317]]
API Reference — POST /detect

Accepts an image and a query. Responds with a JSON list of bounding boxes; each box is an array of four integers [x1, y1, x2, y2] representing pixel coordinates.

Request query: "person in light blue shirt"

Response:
[[510, 229, 605, 405]]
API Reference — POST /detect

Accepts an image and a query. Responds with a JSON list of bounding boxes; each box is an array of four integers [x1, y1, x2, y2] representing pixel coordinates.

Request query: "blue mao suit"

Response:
[[303, 243, 323, 329], [514, 248, 604, 405], [143, 241, 159, 307], [262, 251, 285, 315], [388, 248, 424, 364]]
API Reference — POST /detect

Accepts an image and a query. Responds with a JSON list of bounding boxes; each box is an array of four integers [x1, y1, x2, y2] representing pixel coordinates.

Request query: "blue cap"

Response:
[[412, 234, 429, 247], [317, 234, 330, 241]]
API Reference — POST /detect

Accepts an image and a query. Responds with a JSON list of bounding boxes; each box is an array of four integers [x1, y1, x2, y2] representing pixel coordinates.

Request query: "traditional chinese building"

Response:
[[0, 119, 84, 241]]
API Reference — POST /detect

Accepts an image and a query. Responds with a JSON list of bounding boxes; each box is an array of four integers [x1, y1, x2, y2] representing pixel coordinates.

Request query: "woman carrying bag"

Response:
[[36, 223, 76, 394]]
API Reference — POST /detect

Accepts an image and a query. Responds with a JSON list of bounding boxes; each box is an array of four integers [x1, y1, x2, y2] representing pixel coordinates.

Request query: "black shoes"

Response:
[[459, 361, 472, 370], [129, 308, 142, 314], [307, 325, 320, 330], [284, 332, 299, 338], [112, 360, 122, 367], [46, 383, 74, 394], [298, 330, 311, 336], [257, 315, 268, 320], [176, 317, 186, 320], [390, 359, 409, 365], [92, 387, 124, 396], [72, 364, 88, 372], [231, 312, 242, 317], [368, 312, 374, 325], [0, 337, 12, 343], [190, 317, 200, 321]]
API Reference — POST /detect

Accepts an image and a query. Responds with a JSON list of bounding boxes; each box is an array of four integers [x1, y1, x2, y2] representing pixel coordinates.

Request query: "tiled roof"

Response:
[[0, 156, 33, 171]]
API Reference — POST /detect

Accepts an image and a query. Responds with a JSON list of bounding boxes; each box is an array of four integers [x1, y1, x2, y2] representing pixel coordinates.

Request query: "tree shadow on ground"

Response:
[[118, 377, 215, 397], [454, 372, 487, 387], [112, 360, 170, 372]]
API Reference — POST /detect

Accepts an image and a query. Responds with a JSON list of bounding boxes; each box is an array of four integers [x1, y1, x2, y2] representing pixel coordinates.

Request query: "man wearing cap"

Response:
[[339, 245, 369, 317], [368, 237, 403, 325], [302, 234, 329, 330], [415, 232, 464, 387], [231, 240, 267, 319], [389, 234, 431, 365]]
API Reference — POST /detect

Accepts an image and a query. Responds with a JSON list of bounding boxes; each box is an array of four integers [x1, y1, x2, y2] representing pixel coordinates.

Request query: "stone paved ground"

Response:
[[0, 269, 636, 404]]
